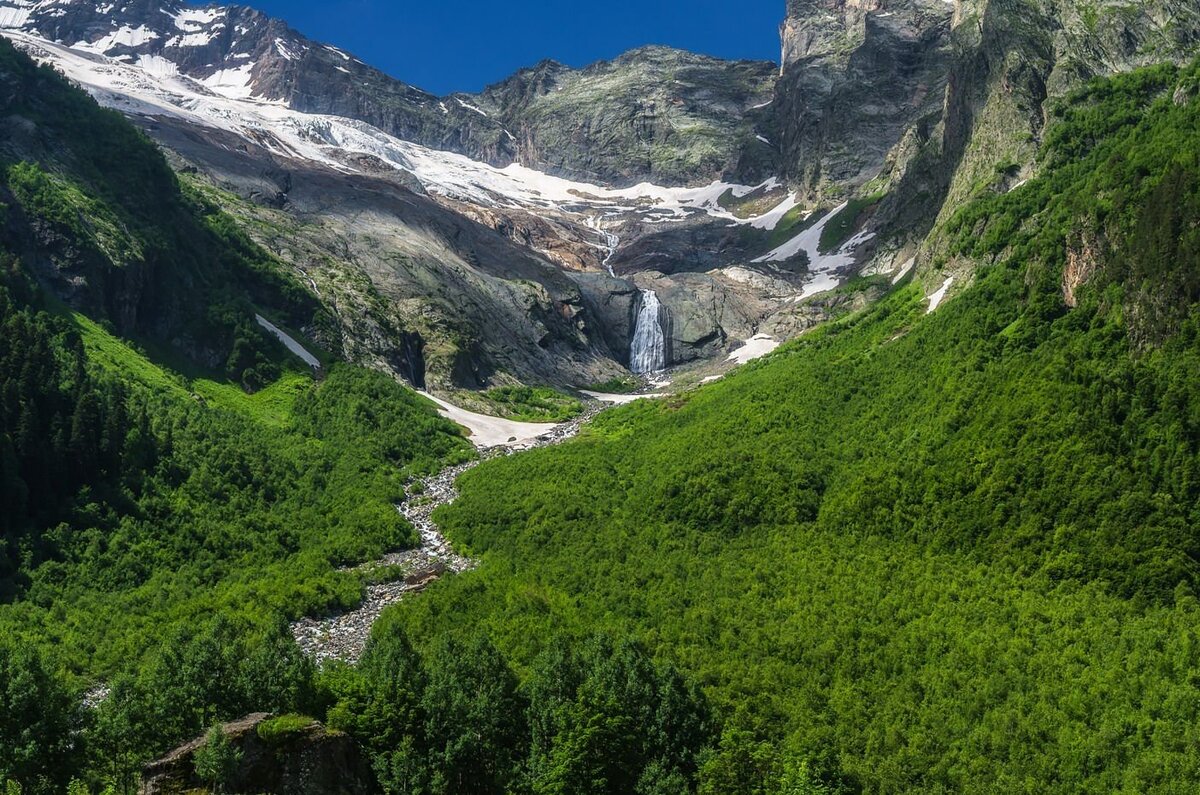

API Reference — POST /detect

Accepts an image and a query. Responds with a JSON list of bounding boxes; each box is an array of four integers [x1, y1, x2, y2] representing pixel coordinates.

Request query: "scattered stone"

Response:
[[290, 402, 606, 664], [83, 683, 111, 710]]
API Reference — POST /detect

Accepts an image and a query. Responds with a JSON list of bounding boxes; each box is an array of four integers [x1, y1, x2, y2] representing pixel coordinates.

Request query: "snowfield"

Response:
[[255, 315, 321, 369], [581, 390, 666, 405], [726, 334, 780, 365], [419, 392, 559, 449], [753, 203, 876, 299], [927, 277, 954, 313]]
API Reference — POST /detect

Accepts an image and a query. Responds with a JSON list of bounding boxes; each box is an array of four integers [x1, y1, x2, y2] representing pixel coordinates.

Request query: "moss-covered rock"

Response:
[[140, 714, 375, 795]]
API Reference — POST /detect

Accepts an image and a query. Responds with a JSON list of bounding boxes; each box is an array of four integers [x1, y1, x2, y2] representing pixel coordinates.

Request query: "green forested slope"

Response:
[[0, 38, 327, 388], [0, 38, 474, 678], [0, 40, 479, 792], [381, 62, 1200, 792], [6, 35, 1200, 795]]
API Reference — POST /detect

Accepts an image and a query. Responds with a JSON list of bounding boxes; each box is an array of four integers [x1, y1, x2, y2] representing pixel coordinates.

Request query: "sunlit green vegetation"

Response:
[[0, 36, 471, 688], [6, 34, 1200, 795], [380, 60, 1200, 792], [480, 386, 584, 422]]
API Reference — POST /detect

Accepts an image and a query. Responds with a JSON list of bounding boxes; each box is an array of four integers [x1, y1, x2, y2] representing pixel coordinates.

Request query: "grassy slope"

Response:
[[1, 309, 472, 676], [382, 63, 1200, 791], [0, 40, 474, 679]]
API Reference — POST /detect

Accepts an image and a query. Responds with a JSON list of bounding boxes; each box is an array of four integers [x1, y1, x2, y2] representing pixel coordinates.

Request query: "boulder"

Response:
[[139, 714, 376, 795]]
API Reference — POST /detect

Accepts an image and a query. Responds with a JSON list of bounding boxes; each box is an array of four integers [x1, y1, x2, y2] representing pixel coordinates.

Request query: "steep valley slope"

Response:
[[4, 0, 1200, 792]]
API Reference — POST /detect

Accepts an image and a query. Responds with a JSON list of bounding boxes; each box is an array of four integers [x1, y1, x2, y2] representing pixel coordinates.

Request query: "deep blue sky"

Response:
[[244, 0, 784, 95]]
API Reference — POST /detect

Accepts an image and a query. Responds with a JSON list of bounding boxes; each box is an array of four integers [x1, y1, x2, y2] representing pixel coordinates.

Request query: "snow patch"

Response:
[[274, 37, 298, 61], [0, 2, 33, 29], [455, 97, 489, 117], [136, 54, 177, 78], [749, 192, 799, 231], [74, 25, 159, 53], [927, 277, 954, 313], [753, 203, 875, 298], [172, 30, 216, 47], [173, 8, 222, 31], [726, 334, 779, 365], [202, 63, 254, 98], [255, 315, 320, 369], [419, 392, 558, 449], [581, 390, 664, 405]]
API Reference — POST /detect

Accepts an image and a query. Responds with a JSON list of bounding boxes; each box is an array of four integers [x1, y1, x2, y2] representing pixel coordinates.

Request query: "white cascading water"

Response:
[[630, 289, 667, 374], [600, 230, 619, 277], [588, 216, 620, 277]]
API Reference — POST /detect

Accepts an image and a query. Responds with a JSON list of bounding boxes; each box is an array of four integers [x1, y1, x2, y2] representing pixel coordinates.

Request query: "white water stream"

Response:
[[630, 289, 667, 374]]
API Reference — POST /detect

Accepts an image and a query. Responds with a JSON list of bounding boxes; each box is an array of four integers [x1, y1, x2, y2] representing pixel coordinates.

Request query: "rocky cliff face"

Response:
[[746, 0, 954, 196], [869, 0, 1200, 273], [931, 0, 1200, 217], [471, 47, 777, 187], [760, 0, 1200, 287]]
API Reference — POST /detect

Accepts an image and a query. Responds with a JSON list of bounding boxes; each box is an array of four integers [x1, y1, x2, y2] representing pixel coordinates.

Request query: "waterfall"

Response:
[[588, 216, 620, 277], [630, 289, 667, 374], [600, 230, 619, 277]]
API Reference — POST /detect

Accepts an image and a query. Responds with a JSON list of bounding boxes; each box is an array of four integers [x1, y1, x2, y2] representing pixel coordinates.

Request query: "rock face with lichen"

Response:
[[139, 714, 376, 795], [469, 47, 777, 186], [739, 0, 955, 197], [749, 0, 1200, 248]]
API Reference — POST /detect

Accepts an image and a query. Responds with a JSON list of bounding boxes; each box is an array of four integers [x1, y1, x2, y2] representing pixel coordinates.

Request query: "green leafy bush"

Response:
[[481, 386, 584, 422]]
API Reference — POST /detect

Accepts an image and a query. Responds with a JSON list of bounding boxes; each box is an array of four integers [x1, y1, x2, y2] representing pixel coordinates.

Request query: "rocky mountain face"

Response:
[[0, 0, 809, 390], [0, 3, 823, 390], [140, 109, 635, 391], [923, 0, 1200, 228], [470, 47, 777, 186], [2, 0, 776, 186], [745, 0, 954, 197]]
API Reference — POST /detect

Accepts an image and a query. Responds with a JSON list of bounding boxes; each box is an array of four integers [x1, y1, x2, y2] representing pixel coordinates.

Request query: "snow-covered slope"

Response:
[[6, 29, 806, 230], [0, 0, 778, 188]]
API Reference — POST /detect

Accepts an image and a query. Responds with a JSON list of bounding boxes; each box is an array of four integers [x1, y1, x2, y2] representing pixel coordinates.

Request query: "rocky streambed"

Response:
[[290, 403, 606, 663]]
